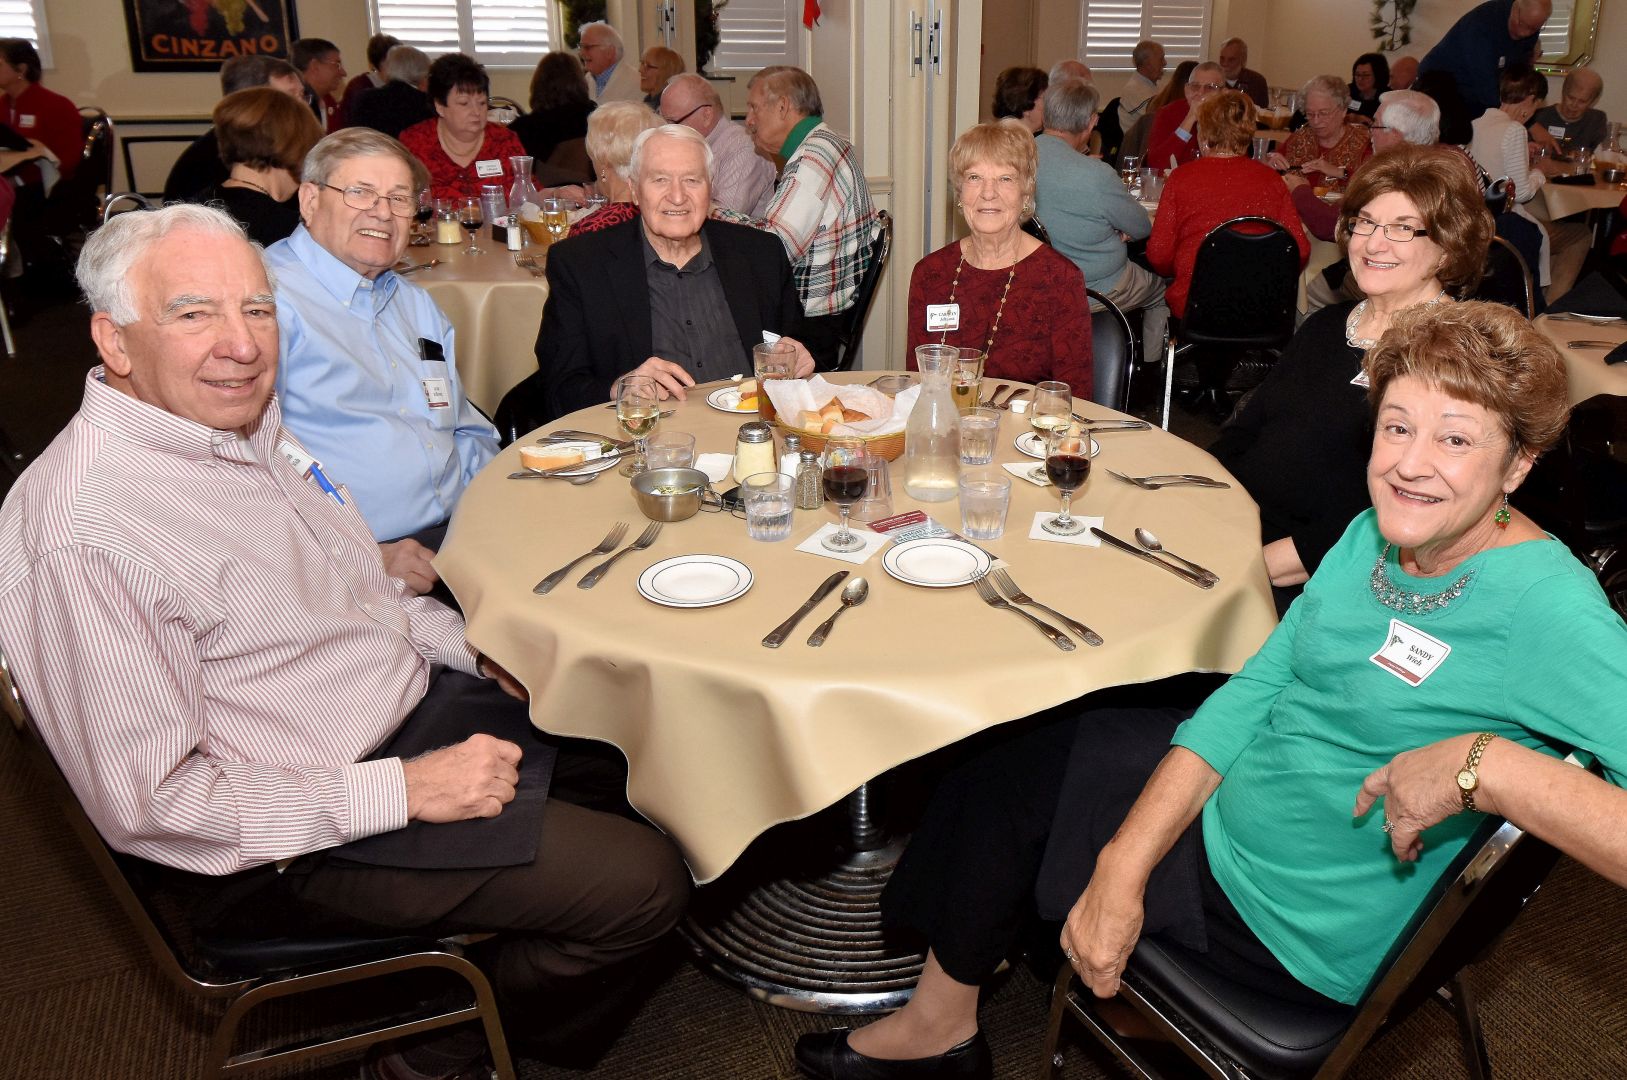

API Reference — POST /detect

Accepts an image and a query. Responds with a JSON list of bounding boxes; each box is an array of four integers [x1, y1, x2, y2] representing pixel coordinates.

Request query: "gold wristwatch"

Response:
[[1456, 733, 1497, 812]]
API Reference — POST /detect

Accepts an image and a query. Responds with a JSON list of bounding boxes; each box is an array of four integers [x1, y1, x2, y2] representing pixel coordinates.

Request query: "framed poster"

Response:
[[123, 0, 300, 73]]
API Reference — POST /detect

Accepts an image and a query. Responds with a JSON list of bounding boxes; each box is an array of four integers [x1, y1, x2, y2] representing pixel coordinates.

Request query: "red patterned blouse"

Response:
[[398, 120, 527, 202]]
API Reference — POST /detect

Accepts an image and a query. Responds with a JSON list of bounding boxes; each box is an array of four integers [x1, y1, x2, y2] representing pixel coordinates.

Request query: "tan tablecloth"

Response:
[[435, 376, 1279, 881], [1534, 315, 1627, 402], [1538, 180, 1625, 222], [415, 239, 550, 415]]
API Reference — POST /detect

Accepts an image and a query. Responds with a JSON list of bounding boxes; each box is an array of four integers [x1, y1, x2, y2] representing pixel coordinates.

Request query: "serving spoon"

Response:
[[807, 577, 869, 647], [1134, 528, 1219, 584]]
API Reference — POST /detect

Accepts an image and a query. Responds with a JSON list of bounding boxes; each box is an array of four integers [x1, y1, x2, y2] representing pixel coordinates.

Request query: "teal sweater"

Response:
[[1033, 133, 1151, 294], [1174, 509, 1627, 1003]]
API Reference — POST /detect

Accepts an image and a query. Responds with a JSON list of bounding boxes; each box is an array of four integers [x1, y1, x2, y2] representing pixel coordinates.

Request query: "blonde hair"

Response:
[[948, 119, 1037, 215], [586, 101, 664, 181]]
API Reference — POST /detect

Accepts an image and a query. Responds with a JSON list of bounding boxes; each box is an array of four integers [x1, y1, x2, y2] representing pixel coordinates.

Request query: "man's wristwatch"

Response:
[[1456, 732, 1498, 812]]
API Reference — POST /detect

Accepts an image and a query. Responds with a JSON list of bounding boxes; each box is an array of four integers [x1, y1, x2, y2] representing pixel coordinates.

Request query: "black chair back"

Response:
[[1020, 215, 1052, 246], [1085, 287, 1135, 412], [1181, 215, 1300, 349], [1473, 235, 1535, 320], [45, 109, 115, 238], [1485, 176, 1514, 216], [494, 370, 549, 447], [831, 210, 892, 372], [1097, 99, 1125, 167]]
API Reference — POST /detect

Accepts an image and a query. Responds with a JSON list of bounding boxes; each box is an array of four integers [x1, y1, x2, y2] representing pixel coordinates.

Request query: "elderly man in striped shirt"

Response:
[[0, 204, 686, 1078]]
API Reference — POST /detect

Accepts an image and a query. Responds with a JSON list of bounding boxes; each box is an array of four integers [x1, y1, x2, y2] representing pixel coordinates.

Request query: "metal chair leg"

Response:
[[1038, 962, 1073, 1079], [1160, 337, 1176, 431], [1446, 971, 1493, 1080]]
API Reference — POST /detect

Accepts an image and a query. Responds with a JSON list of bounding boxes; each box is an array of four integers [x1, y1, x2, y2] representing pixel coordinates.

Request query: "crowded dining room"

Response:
[[4, 0, 1627, 1077]]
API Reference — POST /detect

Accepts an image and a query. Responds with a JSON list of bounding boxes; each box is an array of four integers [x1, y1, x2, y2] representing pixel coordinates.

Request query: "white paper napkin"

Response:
[[1026, 513, 1103, 546], [1003, 462, 1051, 487], [695, 453, 735, 485], [795, 522, 891, 564]]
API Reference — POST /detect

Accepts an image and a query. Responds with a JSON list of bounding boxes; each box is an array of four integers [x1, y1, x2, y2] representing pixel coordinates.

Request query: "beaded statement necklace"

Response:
[[944, 249, 1019, 356], [1345, 291, 1449, 349], [1369, 543, 1475, 615]]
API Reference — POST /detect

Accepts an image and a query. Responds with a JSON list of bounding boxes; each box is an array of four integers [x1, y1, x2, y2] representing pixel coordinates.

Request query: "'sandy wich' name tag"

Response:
[[1370, 618, 1451, 685], [475, 158, 504, 178], [926, 303, 960, 332]]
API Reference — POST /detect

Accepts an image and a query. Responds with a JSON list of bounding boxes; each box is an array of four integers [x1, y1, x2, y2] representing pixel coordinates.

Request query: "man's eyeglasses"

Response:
[[1346, 217, 1430, 242], [319, 183, 417, 217], [662, 103, 709, 125], [1188, 81, 1224, 92]]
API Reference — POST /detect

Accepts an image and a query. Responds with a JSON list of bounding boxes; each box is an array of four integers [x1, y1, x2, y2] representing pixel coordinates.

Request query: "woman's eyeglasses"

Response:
[[1346, 217, 1430, 242]]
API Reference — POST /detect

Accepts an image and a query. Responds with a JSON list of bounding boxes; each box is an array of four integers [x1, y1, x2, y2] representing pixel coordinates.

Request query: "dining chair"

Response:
[[43, 109, 115, 243], [831, 210, 893, 371], [1096, 99, 1125, 168], [1038, 813, 1564, 1080], [488, 96, 524, 125], [1159, 216, 1300, 429], [100, 192, 154, 224], [1472, 236, 1536, 320], [1020, 215, 1052, 246], [0, 645, 517, 1079], [1084, 287, 1135, 412]]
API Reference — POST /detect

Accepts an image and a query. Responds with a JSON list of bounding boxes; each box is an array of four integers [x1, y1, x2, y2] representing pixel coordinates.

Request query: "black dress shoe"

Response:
[[793, 1029, 992, 1079]]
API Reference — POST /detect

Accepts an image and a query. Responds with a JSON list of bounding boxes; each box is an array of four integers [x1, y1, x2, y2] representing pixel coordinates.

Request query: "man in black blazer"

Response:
[[349, 45, 435, 140], [537, 125, 817, 419]]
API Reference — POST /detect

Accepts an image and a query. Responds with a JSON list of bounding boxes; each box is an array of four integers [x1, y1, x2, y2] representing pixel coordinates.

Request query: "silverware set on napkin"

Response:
[[533, 521, 662, 593]]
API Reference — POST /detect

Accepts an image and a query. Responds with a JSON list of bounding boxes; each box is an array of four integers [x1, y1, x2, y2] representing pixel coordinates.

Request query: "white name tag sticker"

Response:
[[276, 439, 316, 477], [926, 303, 960, 332], [422, 377, 452, 409], [1347, 100, 1362, 112], [474, 158, 504, 178], [1370, 618, 1451, 686], [1547, 124, 1567, 138]]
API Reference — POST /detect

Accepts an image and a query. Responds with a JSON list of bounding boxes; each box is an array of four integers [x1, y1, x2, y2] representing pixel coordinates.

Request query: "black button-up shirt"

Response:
[[644, 227, 744, 383]]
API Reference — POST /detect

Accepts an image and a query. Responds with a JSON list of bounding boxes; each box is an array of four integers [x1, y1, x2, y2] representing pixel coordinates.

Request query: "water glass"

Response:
[[958, 470, 1012, 540], [480, 183, 506, 226], [950, 348, 985, 414], [743, 472, 795, 542], [645, 431, 696, 470], [854, 456, 893, 522], [1119, 154, 1141, 189], [870, 373, 913, 396], [958, 407, 1000, 465], [753, 340, 797, 422]]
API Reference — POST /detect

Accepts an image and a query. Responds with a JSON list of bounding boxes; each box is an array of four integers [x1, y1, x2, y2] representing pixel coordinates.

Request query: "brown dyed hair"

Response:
[[214, 87, 325, 173], [1338, 144, 1493, 297], [1364, 301, 1570, 458], [529, 50, 592, 112], [1150, 61, 1197, 110], [1195, 90, 1255, 155], [991, 67, 1047, 120], [949, 119, 1038, 214], [641, 47, 685, 91]]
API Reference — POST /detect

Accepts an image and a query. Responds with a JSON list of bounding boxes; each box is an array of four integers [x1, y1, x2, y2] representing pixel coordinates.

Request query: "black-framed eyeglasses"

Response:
[[1369, 124, 1393, 133], [1346, 217, 1430, 242], [319, 183, 417, 218], [662, 103, 709, 126]]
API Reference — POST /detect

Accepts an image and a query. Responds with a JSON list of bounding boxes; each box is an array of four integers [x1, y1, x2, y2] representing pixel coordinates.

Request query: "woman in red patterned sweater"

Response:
[[398, 53, 525, 202], [907, 119, 1093, 399], [1148, 91, 1311, 319]]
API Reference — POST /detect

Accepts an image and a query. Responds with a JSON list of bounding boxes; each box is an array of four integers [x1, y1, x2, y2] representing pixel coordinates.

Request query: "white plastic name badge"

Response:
[[1548, 124, 1567, 138], [19, 114, 34, 126], [276, 440, 316, 477], [926, 303, 960, 332], [1347, 100, 1362, 112], [422, 377, 452, 409], [1370, 618, 1451, 686], [475, 158, 504, 178]]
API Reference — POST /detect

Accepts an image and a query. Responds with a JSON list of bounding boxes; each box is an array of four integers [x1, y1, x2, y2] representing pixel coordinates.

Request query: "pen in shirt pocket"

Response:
[[309, 462, 346, 505]]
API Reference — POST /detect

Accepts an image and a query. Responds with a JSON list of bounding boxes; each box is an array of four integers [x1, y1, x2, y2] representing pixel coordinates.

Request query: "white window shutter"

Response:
[[373, 0, 552, 66], [714, 0, 798, 71], [470, 1, 552, 65], [1080, 0, 1208, 73], [0, 0, 51, 68], [1537, 1, 1572, 61], [1146, 0, 1207, 64], [1080, 1, 1144, 71]]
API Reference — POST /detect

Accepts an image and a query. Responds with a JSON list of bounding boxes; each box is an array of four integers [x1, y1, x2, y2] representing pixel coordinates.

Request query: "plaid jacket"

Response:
[[760, 124, 878, 318]]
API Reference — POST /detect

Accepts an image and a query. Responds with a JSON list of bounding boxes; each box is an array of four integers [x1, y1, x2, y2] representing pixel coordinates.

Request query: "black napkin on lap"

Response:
[[1606, 342, 1627, 365], [1549, 271, 1627, 319], [1550, 172, 1598, 186]]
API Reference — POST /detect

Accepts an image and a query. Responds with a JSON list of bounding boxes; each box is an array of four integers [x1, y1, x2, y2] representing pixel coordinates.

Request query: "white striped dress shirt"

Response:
[[0, 371, 480, 875]]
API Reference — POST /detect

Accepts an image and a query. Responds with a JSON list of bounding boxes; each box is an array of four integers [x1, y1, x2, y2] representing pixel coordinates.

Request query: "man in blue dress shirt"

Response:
[[267, 129, 499, 593]]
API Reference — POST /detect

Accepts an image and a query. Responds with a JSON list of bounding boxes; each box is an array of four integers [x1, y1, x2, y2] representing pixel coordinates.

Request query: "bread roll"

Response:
[[519, 444, 587, 471]]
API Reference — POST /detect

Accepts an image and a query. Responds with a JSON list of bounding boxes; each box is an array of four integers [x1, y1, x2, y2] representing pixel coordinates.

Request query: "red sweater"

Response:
[[907, 240, 1093, 400], [399, 120, 527, 201], [7, 82, 81, 179], [1146, 155, 1310, 319], [1145, 99, 1199, 170]]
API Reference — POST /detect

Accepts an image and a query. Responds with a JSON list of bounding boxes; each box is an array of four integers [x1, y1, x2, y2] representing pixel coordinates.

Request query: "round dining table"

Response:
[[410, 234, 550, 415], [1533, 313, 1627, 403]]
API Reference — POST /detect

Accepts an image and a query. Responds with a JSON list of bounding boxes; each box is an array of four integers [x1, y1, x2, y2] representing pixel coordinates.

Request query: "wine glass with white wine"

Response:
[[614, 375, 661, 476], [1029, 380, 1072, 441]]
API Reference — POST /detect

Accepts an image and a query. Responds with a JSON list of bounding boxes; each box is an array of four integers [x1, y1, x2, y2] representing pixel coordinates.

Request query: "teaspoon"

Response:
[[1134, 528, 1219, 584], [807, 577, 869, 647]]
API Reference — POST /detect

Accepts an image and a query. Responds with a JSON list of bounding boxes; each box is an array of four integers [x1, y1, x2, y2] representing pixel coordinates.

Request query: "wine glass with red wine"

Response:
[[460, 196, 484, 255], [1041, 427, 1090, 536], [414, 188, 433, 230], [821, 435, 870, 553]]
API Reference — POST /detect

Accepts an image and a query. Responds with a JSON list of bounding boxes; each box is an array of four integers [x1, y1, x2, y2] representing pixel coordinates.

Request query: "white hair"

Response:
[[579, 21, 624, 62], [76, 204, 269, 325], [629, 124, 716, 185], [1377, 89, 1440, 145]]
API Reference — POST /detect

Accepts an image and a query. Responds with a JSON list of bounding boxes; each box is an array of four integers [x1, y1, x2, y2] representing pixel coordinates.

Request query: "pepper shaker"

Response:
[[795, 449, 824, 510]]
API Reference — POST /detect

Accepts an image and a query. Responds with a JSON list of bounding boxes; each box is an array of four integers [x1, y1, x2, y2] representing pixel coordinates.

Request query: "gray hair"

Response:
[[749, 65, 823, 118], [629, 124, 716, 185], [663, 72, 722, 112], [1377, 89, 1440, 145], [579, 20, 624, 62], [1562, 66, 1603, 104], [586, 101, 664, 180], [1047, 60, 1092, 86], [383, 45, 430, 88], [1042, 78, 1100, 134], [1220, 36, 1248, 58], [77, 204, 265, 325], [1302, 74, 1350, 109], [301, 128, 430, 194], [1131, 40, 1162, 69]]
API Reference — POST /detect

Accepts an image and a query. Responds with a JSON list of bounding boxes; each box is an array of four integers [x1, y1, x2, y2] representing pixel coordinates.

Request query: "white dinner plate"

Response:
[[1014, 432, 1100, 460], [638, 554, 754, 608], [521, 439, 622, 477], [882, 537, 993, 588], [707, 387, 756, 414]]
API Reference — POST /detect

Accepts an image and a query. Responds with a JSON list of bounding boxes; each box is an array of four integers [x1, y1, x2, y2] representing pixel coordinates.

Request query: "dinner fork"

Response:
[[577, 522, 663, 589], [995, 387, 1031, 410], [971, 575, 1076, 651], [1107, 469, 1231, 490], [534, 522, 627, 594], [990, 568, 1103, 646]]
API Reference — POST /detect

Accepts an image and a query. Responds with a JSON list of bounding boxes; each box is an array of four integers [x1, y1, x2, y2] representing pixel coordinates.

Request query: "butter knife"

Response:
[[1566, 340, 1619, 349], [762, 571, 850, 648], [1089, 528, 1217, 589], [507, 450, 629, 479]]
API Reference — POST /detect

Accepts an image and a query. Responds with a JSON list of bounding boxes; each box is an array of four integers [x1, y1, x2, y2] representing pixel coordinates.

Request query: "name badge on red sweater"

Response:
[[475, 158, 503, 179], [926, 303, 960, 332], [1370, 618, 1451, 686], [18, 114, 34, 128]]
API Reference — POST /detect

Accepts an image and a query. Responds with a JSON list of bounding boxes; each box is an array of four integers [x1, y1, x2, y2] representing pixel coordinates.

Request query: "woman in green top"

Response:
[[794, 302, 1627, 1080]]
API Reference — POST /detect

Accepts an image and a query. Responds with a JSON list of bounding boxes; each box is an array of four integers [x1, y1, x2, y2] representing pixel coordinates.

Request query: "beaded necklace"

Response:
[[1369, 543, 1475, 615], [1345, 290, 1449, 350], [944, 247, 1019, 356]]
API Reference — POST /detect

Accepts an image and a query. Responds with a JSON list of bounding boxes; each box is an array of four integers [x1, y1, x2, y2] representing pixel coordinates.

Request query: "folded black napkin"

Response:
[[1606, 342, 1627, 366], [1549, 271, 1627, 319], [1550, 173, 1598, 186]]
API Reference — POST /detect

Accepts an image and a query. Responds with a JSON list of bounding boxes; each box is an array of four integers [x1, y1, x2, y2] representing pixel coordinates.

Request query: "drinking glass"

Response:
[[414, 188, 434, 230], [614, 375, 661, 475], [541, 197, 571, 245], [958, 407, 1000, 465], [1029, 380, 1072, 442], [742, 472, 795, 542], [459, 196, 484, 255], [949, 347, 985, 414], [585, 192, 609, 213], [752, 340, 796, 422], [821, 435, 870, 553], [1041, 427, 1090, 536], [480, 183, 506, 227], [434, 199, 460, 245], [645, 431, 695, 469], [853, 456, 893, 522], [958, 469, 1012, 540], [1119, 154, 1141, 190]]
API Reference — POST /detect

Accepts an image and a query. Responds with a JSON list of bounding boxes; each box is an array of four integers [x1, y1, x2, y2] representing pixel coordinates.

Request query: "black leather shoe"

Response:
[[793, 1029, 992, 1079]]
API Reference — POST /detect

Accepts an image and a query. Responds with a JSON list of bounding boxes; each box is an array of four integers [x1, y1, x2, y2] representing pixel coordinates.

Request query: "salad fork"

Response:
[[577, 522, 662, 588], [534, 522, 627, 594], [990, 568, 1103, 646], [971, 575, 1076, 651]]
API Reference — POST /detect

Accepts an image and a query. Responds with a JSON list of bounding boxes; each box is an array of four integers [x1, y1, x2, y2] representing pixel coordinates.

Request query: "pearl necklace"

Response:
[[945, 248, 1019, 356], [1369, 543, 1475, 615]]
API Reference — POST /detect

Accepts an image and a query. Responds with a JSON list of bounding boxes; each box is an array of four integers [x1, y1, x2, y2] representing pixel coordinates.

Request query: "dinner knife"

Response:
[[1089, 528, 1217, 589], [1566, 340, 1620, 349], [762, 571, 850, 648], [507, 450, 629, 479]]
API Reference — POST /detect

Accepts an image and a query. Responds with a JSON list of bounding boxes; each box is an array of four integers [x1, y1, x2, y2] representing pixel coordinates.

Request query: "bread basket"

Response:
[[777, 424, 907, 461]]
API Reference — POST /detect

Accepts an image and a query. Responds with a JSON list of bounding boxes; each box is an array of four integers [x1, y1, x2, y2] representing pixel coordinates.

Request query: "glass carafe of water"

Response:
[[507, 156, 539, 222], [904, 344, 962, 502]]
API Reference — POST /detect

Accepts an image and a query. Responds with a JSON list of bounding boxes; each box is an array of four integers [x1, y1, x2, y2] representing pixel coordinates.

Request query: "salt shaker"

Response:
[[795, 449, 824, 509], [733, 421, 778, 485], [780, 432, 802, 476]]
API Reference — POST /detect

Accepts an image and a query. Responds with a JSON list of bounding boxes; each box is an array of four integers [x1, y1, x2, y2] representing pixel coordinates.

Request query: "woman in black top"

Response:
[[194, 87, 323, 247], [509, 51, 595, 172]]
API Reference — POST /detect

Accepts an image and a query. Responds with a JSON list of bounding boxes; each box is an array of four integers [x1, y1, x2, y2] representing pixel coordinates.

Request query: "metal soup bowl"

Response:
[[630, 467, 719, 521]]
